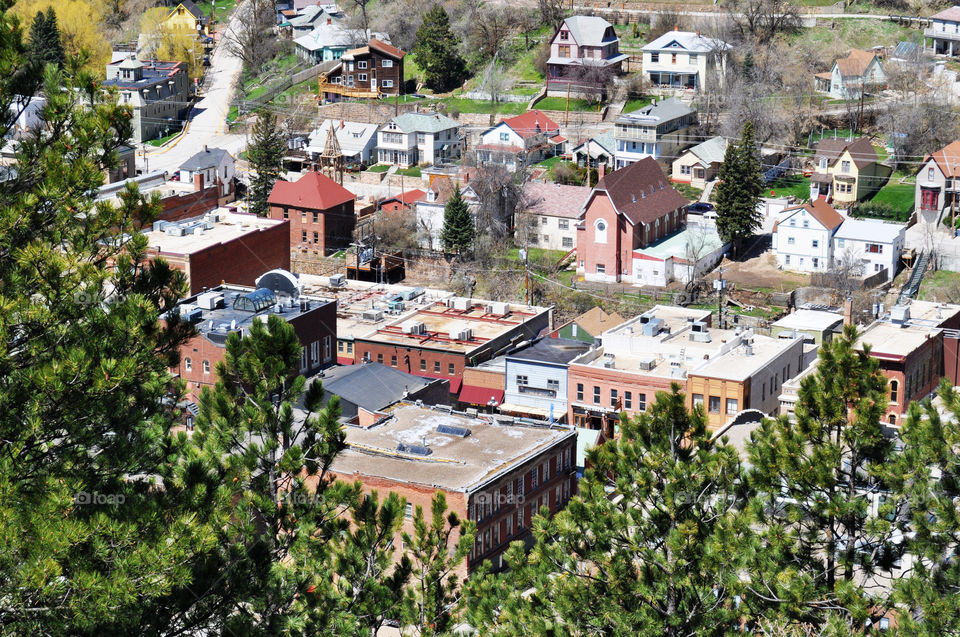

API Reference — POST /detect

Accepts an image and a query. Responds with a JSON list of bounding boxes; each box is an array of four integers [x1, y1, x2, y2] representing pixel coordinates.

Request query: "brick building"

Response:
[[268, 170, 356, 256], [167, 280, 337, 395], [98, 171, 226, 227], [576, 157, 690, 283], [327, 403, 577, 574], [143, 210, 290, 294]]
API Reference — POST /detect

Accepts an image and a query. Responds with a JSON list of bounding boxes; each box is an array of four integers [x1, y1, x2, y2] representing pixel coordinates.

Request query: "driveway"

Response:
[[140, 4, 248, 174]]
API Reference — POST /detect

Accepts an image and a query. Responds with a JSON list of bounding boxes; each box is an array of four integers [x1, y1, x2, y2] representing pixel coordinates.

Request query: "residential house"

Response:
[[570, 132, 616, 171], [294, 23, 382, 64], [809, 137, 883, 207], [379, 189, 425, 212], [641, 28, 729, 90], [329, 403, 577, 575], [178, 146, 235, 198], [521, 182, 591, 251], [305, 120, 379, 164], [813, 49, 886, 100], [552, 306, 625, 344], [377, 112, 461, 167], [833, 218, 906, 282], [671, 135, 727, 188], [415, 176, 480, 250], [267, 169, 356, 254], [500, 338, 591, 422], [772, 199, 845, 273], [925, 6, 960, 57], [576, 157, 690, 283], [613, 97, 696, 168], [102, 57, 190, 144], [162, 0, 209, 36], [320, 39, 405, 99], [545, 16, 628, 97], [476, 110, 561, 171], [630, 222, 727, 286], [285, 4, 342, 38], [916, 140, 960, 224]]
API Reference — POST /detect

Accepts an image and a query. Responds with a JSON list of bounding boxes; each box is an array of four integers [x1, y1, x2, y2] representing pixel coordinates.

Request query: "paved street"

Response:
[[140, 4, 248, 174]]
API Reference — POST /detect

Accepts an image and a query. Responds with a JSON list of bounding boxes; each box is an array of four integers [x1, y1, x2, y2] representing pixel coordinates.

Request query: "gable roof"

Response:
[[814, 137, 876, 169], [390, 112, 459, 134], [779, 199, 844, 232], [307, 120, 379, 155], [380, 189, 426, 207], [924, 140, 960, 178], [558, 16, 617, 46], [572, 131, 615, 156], [369, 38, 405, 59], [573, 306, 624, 336], [501, 110, 560, 138], [267, 170, 354, 210], [932, 6, 960, 22], [419, 176, 476, 206], [319, 362, 437, 413], [834, 49, 878, 78], [179, 147, 232, 171], [524, 182, 592, 219], [619, 96, 695, 123], [684, 135, 727, 165], [590, 157, 689, 226], [175, 0, 206, 22], [642, 30, 729, 53]]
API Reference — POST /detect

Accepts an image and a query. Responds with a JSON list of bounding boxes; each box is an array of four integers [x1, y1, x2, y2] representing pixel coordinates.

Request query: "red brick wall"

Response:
[[182, 221, 291, 294], [567, 362, 676, 425], [155, 183, 223, 225], [881, 334, 943, 424], [269, 201, 355, 256], [172, 332, 227, 393], [353, 342, 467, 384], [578, 192, 620, 279]]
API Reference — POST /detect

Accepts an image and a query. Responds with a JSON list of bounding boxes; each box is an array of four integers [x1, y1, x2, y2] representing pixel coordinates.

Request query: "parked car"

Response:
[[688, 202, 714, 213]]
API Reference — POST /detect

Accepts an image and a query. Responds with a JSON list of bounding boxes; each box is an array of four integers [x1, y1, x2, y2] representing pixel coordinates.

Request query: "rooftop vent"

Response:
[[402, 321, 426, 335], [437, 424, 472, 437], [397, 443, 432, 456], [362, 309, 384, 322], [891, 304, 910, 326], [328, 273, 346, 288]]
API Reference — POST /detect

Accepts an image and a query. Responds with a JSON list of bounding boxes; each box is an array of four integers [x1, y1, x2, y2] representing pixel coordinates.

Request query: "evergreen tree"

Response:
[[28, 8, 65, 71], [742, 50, 755, 81], [412, 5, 466, 93], [715, 120, 764, 255], [248, 110, 286, 217], [440, 184, 475, 253], [744, 325, 905, 631], [466, 386, 750, 635]]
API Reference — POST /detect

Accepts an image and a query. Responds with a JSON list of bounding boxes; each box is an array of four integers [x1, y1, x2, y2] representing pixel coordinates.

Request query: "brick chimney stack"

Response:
[[843, 297, 854, 326]]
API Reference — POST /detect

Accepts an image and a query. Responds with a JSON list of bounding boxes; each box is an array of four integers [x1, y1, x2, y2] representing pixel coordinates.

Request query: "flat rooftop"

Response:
[[602, 305, 712, 340], [331, 403, 574, 492], [507, 337, 590, 365], [145, 210, 285, 255], [856, 320, 942, 360], [772, 309, 844, 332], [634, 226, 725, 261], [892, 300, 960, 327]]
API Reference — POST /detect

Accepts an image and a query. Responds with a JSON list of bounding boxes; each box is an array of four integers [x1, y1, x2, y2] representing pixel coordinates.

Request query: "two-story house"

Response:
[[306, 120, 379, 165], [613, 97, 696, 168], [476, 110, 561, 171], [813, 49, 887, 100], [916, 140, 960, 224], [376, 112, 461, 167], [294, 23, 384, 64], [499, 338, 591, 422], [833, 219, 905, 282], [178, 146, 235, 198], [286, 4, 342, 38], [102, 56, 191, 144], [809, 137, 882, 207], [925, 6, 960, 57], [576, 157, 689, 283], [772, 199, 844, 273], [320, 39, 405, 100], [641, 28, 729, 90], [415, 176, 481, 250], [545, 16, 628, 97], [521, 182, 591, 251], [162, 0, 209, 36]]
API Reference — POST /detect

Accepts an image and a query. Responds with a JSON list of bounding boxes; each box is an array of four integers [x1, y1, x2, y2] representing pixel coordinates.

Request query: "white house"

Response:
[[178, 146, 235, 197], [641, 28, 729, 90], [631, 223, 727, 287], [813, 49, 887, 100], [832, 218, 905, 282], [414, 177, 480, 250], [570, 132, 616, 170], [613, 97, 696, 168], [772, 200, 845, 272], [476, 110, 561, 171], [305, 120, 378, 164], [499, 338, 591, 422], [377, 112, 461, 168], [521, 182, 591, 251], [925, 6, 960, 57]]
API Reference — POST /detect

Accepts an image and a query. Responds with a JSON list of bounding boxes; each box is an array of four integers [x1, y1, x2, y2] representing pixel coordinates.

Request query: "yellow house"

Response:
[[163, 0, 210, 36], [809, 137, 886, 208]]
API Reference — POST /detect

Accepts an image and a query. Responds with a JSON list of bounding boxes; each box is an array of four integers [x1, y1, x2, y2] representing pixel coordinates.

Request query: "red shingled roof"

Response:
[[267, 171, 354, 210], [369, 38, 405, 59], [925, 141, 960, 178], [592, 157, 688, 226], [381, 189, 425, 207], [501, 110, 560, 139], [780, 199, 844, 232]]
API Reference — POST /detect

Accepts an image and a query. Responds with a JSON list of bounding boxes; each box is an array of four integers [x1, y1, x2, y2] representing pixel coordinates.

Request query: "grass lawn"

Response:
[[404, 53, 422, 84], [227, 105, 238, 122], [366, 164, 390, 173], [535, 155, 565, 170], [510, 47, 544, 83], [271, 79, 317, 106], [196, 0, 238, 22], [397, 166, 421, 177], [507, 247, 568, 263], [673, 182, 703, 202], [919, 269, 960, 302], [622, 96, 653, 113], [535, 96, 603, 112], [613, 23, 648, 47], [440, 97, 527, 115], [866, 182, 915, 217], [146, 128, 183, 147], [766, 174, 811, 200], [785, 19, 916, 50]]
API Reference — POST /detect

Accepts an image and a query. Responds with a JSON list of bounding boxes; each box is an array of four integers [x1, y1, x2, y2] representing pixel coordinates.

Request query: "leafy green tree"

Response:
[[715, 120, 764, 255], [440, 184, 474, 253], [744, 324, 904, 631], [248, 109, 286, 217], [28, 7, 65, 71], [466, 385, 750, 636], [402, 492, 475, 635], [412, 5, 466, 93]]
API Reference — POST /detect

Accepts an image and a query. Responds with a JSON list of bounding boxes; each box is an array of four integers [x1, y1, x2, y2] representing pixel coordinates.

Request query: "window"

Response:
[[594, 219, 607, 244], [693, 393, 704, 407], [819, 158, 828, 169], [929, 167, 935, 181], [434, 361, 441, 373], [838, 238, 845, 248], [560, 30, 568, 40], [282, 208, 289, 219], [651, 52, 659, 63], [381, 80, 393, 88], [866, 243, 883, 254], [812, 239, 819, 248], [202, 360, 210, 374], [312, 211, 319, 222], [347, 342, 353, 353], [517, 375, 528, 386], [499, 132, 510, 142], [789, 218, 796, 226], [890, 380, 899, 403], [610, 388, 618, 408], [593, 386, 600, 404], [420, 359, 426, 371], [313, 231, 319, 243], [680, 165, 691, 175], [596, 263, 605, 274], [417, 133, 425, 144], [787, 237, 795, 245], [382, 59, 393, 67], [624, 391, 632, 409], [358, 60, 367, 69], [506, 514, 513, 538], [802, 220, 809, 228], [542, 234, 549, 244], [576, 383, 584, 401], [311, 341, 320, 363], [671, 53, 677, 64], [448, 363, 455, 375], [405, 502, 413, 518], [547, 379, 560, 391], [348, 62, 354, 71], [921, 188, 940, 211], [358, 73, 367, 81], [841, 160, 851, 173], [708, 396, 721, 413], [301, 230, 307, 242], [541, 216, 548, 226], [562, 237, 573, 248], [726, 398, 738, 414], [689, 53, 698, 62], [184, 357, 192, 372], [377, 353, 383, 364], [785, 255, 791, 265], [300, 350, 308, 372], [531, 467, 538, 489], [638, 393, 647, 411], [390, 355, 397, 367], [543, 460, 550, 482], [813, 258, 819, 268], [559, 219, 569, 230]]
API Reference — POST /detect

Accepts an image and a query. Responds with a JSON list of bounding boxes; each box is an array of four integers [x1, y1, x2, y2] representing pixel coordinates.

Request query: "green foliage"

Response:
[[851, 199, 911, 223], [248, 109, 286, 217], [440, 184, 475, 253], [715, 120, 764, 253], [27, 7, 65, 72], [412, 5, 466, 93]]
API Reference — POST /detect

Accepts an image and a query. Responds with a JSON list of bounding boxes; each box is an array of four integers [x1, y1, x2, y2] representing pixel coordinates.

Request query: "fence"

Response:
[[235, 63, 327, 111]]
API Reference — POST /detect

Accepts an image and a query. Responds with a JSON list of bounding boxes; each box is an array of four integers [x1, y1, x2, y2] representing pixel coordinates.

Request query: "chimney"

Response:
[[327, 17, 332, 24], [598, 163, 605, 181], [843, 297, 854, 327], [674, 24, 679, 31], [203, 144, 208, 152], [193, 172, 204, 191]]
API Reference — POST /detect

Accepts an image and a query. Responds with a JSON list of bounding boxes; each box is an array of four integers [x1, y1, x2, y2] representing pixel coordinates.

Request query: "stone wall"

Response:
[[290, 251, 346, 276]]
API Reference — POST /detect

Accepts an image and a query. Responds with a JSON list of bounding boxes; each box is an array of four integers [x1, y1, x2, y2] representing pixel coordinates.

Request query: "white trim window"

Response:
[[594, 218, 608, 244]]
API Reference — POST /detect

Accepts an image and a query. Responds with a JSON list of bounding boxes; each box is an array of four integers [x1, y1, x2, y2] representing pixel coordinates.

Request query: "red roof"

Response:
[[267, 171, 354, 210], [369, 38, 405, 59], [381, 189, 425, 207], [502, 110, 560, 139], [779, 199, 844, 232], [925, 141, 960, 178], [550, 135, 567, 143], [459, 385, 504, 406]]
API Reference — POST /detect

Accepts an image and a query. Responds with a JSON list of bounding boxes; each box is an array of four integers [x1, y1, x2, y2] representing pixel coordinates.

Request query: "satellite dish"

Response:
[[255, 269, 300, 299]]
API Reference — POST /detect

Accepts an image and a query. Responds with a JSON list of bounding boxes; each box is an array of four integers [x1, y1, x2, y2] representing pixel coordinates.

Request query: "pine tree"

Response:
[[412, 5, 466, 93], [248, 110, 286, 217], [715, 120, 764, 256], [742, 50, 755, 81], [28, 8, 65, 72], [466, 386, 750, 635], [440, 184, 475, 253], [744, 325, 904, 631]]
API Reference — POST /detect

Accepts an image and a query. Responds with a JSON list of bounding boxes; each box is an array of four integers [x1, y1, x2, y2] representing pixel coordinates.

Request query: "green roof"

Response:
[[575, 427, 601, 469], [391, 112, 459, 134]]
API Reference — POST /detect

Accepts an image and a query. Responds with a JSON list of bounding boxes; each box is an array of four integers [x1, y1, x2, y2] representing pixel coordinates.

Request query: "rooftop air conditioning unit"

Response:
[[165, 225, 185, 236], [196, 292, 224, 310], [450, 328, 473, 341], [488, 301, 510, 316], [637, 356, 656, 371], [362, 309, 384, 322], [403, 321, 426, 335], [603, 359, 616, 369], [891, 304, 910, 325], [452, 297, 471, 311], [328, 273, 346, 288]]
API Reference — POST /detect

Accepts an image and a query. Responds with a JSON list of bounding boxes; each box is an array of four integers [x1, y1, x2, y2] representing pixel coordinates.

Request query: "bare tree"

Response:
[[222, 0, 279, 71], [466, 5, 515, 63], [648, 10, 684, 41], [372, 209, 419, 251], [727, 0, 800, 44], [480, 60, 514, 103], [370, 0, 430, 51], [469, 165, 530, 240], [538, 0, 567, 32]]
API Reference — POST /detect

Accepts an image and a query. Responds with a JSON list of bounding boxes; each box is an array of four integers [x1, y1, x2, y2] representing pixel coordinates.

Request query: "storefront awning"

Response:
[[498, 402, 554, 419], [459, 385, 504, 406]]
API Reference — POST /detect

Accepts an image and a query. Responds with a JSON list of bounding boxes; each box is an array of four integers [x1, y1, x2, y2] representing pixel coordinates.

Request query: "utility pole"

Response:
[[714, 267, 726, 329]]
